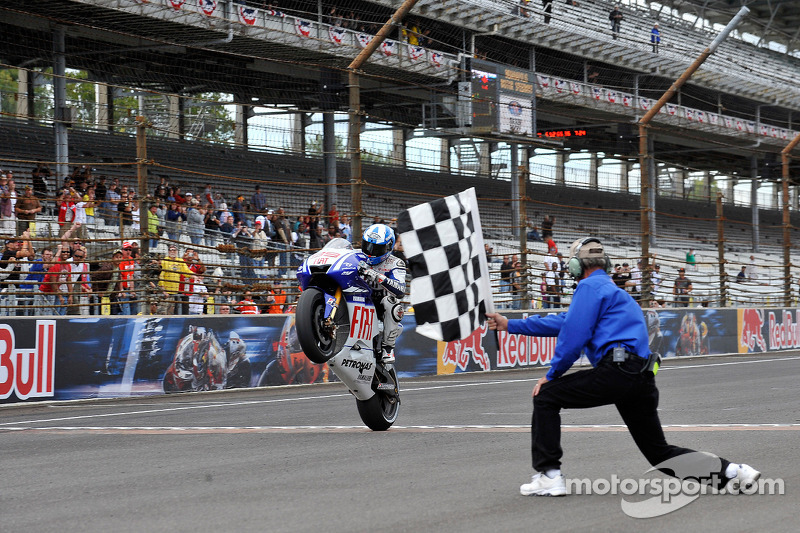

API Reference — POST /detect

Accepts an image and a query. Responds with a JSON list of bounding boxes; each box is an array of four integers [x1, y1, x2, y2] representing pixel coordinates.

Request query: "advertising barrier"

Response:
[[0, 307, 793, 403]]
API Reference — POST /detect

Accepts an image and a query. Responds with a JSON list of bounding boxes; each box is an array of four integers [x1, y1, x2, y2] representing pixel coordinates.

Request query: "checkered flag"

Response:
[[397, 188, 495, 342]]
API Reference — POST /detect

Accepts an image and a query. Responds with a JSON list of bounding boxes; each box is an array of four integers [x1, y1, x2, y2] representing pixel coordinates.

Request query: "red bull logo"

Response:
[[441, 324, 490, 372], [496, 331, 556, 368], [0, 321, 56, 400], [767, 310, 800, 350], [739, 308, 766, 353]]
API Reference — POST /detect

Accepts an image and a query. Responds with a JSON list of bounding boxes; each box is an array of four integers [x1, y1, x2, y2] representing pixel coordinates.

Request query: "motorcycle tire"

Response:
[[296, 287, 343, 364], [356, 367, 400, 431]]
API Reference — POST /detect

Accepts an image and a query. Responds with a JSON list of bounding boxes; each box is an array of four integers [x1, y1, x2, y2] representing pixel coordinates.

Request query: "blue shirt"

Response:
[[507, 269, 651, 380]]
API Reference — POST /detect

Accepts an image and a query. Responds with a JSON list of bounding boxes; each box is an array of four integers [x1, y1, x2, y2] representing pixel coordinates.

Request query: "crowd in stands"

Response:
[[0, 163, 358, 317]]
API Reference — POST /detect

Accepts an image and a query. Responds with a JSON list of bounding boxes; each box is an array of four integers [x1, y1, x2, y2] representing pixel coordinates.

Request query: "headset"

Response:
[[567, 237, 611, 278]]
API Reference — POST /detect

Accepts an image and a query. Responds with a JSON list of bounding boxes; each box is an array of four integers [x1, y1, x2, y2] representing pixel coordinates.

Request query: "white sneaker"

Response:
[[725, 464, 761, 494], [520, 472, 566, 497]]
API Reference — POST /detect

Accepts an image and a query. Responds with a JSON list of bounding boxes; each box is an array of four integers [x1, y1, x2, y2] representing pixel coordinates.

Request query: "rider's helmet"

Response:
[[225, 331, 247, 362], [361, 223, 395, 265]]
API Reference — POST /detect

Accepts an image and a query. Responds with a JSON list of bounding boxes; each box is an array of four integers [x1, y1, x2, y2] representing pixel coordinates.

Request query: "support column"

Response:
[[234, 98, 248, 147], [703, 170, 712, 203], [751, 155, 760, 253], [391, 127, 407, 169], [167, 94, 183, 139], [792, 185, 799, 211], [674, 169, 686, 198], [291, 112, 307, 154], [53, 27, 69, 183], [772, 183, 780, 210], [479, 141, 492, 177], [620, 160, 630, 192], [588, 152, 598, 189], [555, 151, 567, 185], [726, 177, 736, 205], [439, 137, 451, 173], [510, 144, 519, 239], [95, 82, 112, 131], [323, 110, 337, 209], [16, 68, 34, 121]]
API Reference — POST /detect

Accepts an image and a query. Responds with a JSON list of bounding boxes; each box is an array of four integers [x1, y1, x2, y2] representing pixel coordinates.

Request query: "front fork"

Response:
[[321, 286, 343, 338]]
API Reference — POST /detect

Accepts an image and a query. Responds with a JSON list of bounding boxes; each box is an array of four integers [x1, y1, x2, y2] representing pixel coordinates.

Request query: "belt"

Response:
[[602, 349, 647, 373]]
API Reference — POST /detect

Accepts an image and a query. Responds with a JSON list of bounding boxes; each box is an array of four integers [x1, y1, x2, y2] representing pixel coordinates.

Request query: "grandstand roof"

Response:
[[674, 0, 800, 54]]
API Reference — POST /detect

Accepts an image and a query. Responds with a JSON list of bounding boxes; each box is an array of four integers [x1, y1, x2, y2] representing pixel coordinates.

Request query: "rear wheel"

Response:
[[295, 287, 347, 364], [356, 367, 400, 431]]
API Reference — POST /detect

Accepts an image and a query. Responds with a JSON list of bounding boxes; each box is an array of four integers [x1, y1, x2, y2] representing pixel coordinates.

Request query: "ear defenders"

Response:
[[567, 237, 611, 278]]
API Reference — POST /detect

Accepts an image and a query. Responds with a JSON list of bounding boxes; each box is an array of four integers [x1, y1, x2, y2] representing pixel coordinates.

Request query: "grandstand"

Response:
[[1, 0, 800, 315]]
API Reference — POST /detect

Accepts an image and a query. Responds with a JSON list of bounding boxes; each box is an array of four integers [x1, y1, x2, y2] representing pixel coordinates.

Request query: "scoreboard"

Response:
[[466, 58, 534, 136]]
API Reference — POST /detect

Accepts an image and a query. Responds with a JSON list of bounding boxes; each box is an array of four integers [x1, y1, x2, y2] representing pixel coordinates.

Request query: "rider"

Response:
[[359, 223, 406, 364]]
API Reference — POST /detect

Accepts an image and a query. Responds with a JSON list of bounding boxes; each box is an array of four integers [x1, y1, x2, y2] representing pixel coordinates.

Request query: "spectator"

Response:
[[511, 260, 526, 310], [626, 259, 642, 297], [21, 246, 53, 316], [117, 242, 138, 315], [204, 211, 221, 247], [117, 191, 134, 233], [611, 263, 629, 289], [104, 182, 120, 224], [146, 204, 162, 249], [0, 173, 15, 234], [609, 5, 623, 39], [546, 237, 558, 256], [402, 20, 421, 45], [745, 255, 759, 280], [159, 244, 194, 314], [15, 186, 42, 234], [32, 162, 51, 204], [541, 0, 552, 24], [218, 303, 231, 315], [251, 185, 266, 212], [541, 215, 555, 240], [66, 246, 91, 316], [252, 221, 269, 278], [327, 204, 340, 227], [685, 248, 696, 271], [236, 290, 260, 314], [673, 268, 693, 307], [650, 22, 660, 53], [231, 195, 246, 225], [186, 199, 205, 246], [650, 263, 663, 294], [516, 0, 532, 18], [37, 247, 72, 316], [526, 218, 543, 242], [188, 275, 208, 315], [0, 235, 34, 316], [545, 262, 561, 308], [165, 202, 184, 242], [500, 255, 514, 308], [274, 208, 293, 269], [233, 221, 256, 284], [203, 184, 215, 207], [736, 266, 746, 282], [339, 214, 352, 242]]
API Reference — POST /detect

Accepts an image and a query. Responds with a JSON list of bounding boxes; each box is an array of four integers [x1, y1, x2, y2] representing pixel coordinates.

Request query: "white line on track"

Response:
[[2, 354, 798, 428], [3, 423, 799, 434]]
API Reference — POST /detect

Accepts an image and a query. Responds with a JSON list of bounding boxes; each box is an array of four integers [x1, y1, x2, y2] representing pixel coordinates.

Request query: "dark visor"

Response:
[[362, 239, 388, 258]]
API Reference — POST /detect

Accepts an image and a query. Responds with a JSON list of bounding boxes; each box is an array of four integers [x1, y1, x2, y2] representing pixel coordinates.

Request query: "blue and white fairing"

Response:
[[295, 239, 381, 399]]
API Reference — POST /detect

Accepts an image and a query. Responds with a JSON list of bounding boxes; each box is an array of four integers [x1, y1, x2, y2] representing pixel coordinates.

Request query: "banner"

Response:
[[329, 26, 346, 45], [380, 39, 397, 57], [168, 0, 185, 10], [197, 0, 216, 17], [0, 307, 785, 403], [429, 51, 444, 68], [295, 18, 313, 38], [356, 33, 372, 48], [237, 5, 258, 25]]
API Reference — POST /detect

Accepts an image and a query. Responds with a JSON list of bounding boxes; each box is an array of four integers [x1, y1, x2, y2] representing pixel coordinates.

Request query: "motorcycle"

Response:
[[163, 325, 250, 392], [295, 238, 400, 431]]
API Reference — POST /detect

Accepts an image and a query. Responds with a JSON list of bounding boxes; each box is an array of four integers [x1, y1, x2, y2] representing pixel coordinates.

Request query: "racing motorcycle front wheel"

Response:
[[356, 367, 400, 431], [295, 287, 346, 364]]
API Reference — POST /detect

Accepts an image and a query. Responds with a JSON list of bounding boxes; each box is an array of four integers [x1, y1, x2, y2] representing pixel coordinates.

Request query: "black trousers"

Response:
[[532, 355, 731, 487]]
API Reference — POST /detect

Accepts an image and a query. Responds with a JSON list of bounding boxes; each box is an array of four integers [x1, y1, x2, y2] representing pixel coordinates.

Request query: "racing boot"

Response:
[[381, 344, 395, 364]]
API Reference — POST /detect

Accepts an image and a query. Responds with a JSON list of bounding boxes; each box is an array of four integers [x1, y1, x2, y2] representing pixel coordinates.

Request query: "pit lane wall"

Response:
[[0, 307, 789, 403]]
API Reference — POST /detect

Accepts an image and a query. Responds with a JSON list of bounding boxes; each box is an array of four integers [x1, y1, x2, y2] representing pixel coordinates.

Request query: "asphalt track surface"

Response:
[[1, 353, 797, 533]]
